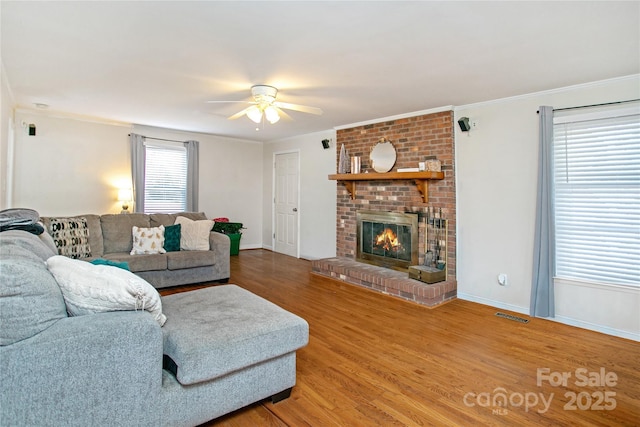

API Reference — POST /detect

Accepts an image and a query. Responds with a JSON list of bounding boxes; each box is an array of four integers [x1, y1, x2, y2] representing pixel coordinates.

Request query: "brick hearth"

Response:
[[312, 258, 457, 308]]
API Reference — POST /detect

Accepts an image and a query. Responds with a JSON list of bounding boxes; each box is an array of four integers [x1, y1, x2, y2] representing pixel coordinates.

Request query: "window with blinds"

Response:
[[553, 105, 640, 287], [144, 143, 187, 214]]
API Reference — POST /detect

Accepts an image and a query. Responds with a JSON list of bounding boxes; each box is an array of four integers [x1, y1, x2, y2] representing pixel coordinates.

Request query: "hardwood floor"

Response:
[[161, 250, 640, 427]]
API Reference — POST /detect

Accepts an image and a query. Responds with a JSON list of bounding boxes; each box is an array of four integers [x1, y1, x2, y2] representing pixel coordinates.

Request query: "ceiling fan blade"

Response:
[[273, 101, 323, 115], [228, 106, 255, 120], [206, 100, 253, 104], [274, 106, 293, 121]]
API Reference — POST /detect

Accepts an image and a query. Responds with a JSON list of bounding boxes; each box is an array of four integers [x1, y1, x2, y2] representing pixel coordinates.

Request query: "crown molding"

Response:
[[454, 74, 640, 111], [334, 105, 454, 130]]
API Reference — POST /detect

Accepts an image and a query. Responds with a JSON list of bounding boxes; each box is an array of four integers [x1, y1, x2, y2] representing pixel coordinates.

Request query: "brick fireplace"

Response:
[[311, 110, 457, 307]]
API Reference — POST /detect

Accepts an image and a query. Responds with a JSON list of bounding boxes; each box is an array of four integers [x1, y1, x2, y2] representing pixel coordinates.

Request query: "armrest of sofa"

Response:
[[209, 231, 231, 276], [0, 311, 163, 426]]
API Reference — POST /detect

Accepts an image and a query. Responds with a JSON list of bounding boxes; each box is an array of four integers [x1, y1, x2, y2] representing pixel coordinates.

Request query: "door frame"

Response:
[[272, 149, 301, 258]]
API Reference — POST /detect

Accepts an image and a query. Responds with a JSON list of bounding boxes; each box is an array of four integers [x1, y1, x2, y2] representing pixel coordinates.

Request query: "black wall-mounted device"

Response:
[[458, 117, 470, 132], [28, 124, 36, 136], [321, 139, 330, 149]]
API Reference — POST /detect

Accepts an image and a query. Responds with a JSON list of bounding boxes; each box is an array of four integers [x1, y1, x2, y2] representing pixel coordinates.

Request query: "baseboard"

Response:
[[550, 316, 639, 342], [457, 292, 639, 341], [457, 292, 528, 315], [239, 243, 264, 250]]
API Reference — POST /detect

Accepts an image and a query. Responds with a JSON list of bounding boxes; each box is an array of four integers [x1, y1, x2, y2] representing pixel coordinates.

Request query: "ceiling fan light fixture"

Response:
[[264, 106, 280, 124], [246, 105, 263, 123]]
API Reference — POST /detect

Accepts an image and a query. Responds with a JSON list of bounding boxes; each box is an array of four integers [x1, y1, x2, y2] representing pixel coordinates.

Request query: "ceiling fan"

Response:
[[207, 85, 323, 124]]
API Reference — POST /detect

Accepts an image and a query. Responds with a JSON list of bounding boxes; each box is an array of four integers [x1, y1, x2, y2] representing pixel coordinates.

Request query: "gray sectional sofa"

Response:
[[0, 230, 309, 426], [40, 211, 230, 288]]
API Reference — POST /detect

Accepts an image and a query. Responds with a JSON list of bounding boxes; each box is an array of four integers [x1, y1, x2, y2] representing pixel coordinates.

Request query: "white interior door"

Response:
[[274, 152, 299, 257]]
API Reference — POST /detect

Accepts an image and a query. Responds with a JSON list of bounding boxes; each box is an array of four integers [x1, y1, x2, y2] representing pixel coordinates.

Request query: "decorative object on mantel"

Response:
[[369, 138, 396, 173], [350, 156, 361, 174], [397, 167, 420, 173], [338, 143, 351, 174], [426, 158, 442, 172]]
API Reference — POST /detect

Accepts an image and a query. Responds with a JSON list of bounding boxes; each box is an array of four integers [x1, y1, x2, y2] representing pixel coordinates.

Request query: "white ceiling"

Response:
[[2, 1, 638, 142]]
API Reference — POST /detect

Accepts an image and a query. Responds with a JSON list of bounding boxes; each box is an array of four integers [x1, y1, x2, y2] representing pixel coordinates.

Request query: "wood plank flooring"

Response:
[[160, 250, 640, 427]]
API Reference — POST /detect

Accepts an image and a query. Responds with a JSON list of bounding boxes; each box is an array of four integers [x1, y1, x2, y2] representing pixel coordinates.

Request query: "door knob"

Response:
[[293, 208, 298, 212]]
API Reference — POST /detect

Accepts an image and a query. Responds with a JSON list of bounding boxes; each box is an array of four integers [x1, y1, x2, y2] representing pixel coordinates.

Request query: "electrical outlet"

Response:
[[497, 273, 508, 286]]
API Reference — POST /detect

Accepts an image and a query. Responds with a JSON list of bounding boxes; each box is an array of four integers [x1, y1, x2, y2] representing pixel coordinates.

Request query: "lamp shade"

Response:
[[264, 106, 280, 124], [246, 106, 263, 123], [118, 188, 132, 202]]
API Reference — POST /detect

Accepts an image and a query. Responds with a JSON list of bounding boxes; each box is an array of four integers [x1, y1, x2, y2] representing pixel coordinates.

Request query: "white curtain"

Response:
[[185, 140, 199, 212], [130, 133, 146, 213], [530, 106, 555, 318]]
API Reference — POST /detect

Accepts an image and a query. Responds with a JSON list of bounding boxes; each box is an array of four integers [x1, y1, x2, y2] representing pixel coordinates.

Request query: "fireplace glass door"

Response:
[[356, 210, 418, 270], [361, 221, 412, 261]]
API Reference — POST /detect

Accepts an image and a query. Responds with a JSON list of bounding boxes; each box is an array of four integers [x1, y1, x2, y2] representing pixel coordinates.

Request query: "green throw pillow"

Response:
[[164, 224, 181, 252]]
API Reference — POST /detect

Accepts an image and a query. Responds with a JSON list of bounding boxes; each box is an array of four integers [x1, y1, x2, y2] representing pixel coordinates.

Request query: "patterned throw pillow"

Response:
[[163, 224, 181, 252], [130, 225, 166, 255], [48, 217, 92, 259]]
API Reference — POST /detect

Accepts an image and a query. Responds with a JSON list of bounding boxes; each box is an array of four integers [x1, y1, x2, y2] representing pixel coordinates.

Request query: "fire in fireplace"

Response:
[[356, 210, 418, 271]]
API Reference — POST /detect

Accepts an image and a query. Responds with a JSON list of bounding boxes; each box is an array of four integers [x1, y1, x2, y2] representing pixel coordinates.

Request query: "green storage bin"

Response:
[[228, 233, 241, 256], [213, 222, 244, 255]]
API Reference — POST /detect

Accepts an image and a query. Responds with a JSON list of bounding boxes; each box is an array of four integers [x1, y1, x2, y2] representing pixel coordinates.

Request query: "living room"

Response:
[[6, 73, 638, 339], [1, 3, 639, 423]]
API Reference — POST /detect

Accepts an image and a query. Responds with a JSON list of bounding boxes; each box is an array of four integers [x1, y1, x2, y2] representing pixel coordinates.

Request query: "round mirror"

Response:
[[369, 140, 396, 173]]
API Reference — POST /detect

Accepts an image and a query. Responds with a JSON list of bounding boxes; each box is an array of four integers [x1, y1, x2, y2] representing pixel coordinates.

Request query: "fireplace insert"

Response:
[[356, 210, 418, 271]]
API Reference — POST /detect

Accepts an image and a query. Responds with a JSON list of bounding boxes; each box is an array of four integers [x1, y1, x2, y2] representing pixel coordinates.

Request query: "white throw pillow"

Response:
[[46, 255, 166, 326], [131, 225, 166, 255], [175, 216, 213, 251]]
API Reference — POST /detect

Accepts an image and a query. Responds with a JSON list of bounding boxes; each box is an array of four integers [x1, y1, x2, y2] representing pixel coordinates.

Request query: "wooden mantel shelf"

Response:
[[328, 171, 444, 202]]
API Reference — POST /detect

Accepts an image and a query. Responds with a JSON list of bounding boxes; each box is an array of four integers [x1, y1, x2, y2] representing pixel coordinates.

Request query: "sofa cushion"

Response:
[[47, 217, 92, 259], [101, 213, 150, 254], [131, 225, 166, 255], [101, 252, 167, 272], [41, 214, 104, 258], [166, 250, 215, 270], [0, 229, 56, 261], [163, 224, 181, 252], [0, 232, 68, 346], [175, 216, 213, 251], [161, 285, 309, 385], [149, 212, 207, 228], [46, 255, 166, 326], [38, 229, 59, 254]]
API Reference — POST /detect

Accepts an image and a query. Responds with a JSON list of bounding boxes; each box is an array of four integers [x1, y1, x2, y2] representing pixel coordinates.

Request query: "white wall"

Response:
[[1, 63, 15, 210], [10, 112, 264, 249], [262, 130, 337, 260], [455, 75, 640, 340], [12, 111, 131, 215]]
